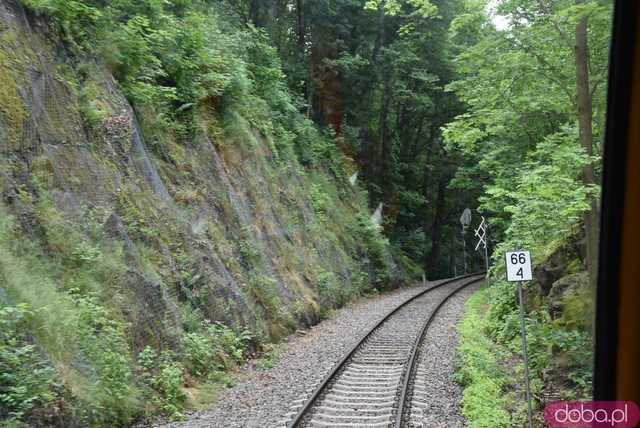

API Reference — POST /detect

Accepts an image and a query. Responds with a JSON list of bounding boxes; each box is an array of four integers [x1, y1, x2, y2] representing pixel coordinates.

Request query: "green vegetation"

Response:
[[0, 0, 610, 425], [457, 276, 593, 426], [0, 305, 61, 424], [0, 0, 409, 425], [181, 321, 252, 378], [449, 0, 609, 425], [455, 286, 511, 427]]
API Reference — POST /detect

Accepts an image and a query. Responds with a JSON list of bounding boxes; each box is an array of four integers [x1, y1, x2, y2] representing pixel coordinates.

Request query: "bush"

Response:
[[137, 347, 185, 419], [0, 305, 62, 424], [485, 280, 519, 343], [181, 321, 252, 378], [246, 275, 292, 326], [314, 269, 353, 308], [154, 359, 185, 418], [351, 213, 392, 289], [72, 292, 141, 425], [137, 319, 252, 420]]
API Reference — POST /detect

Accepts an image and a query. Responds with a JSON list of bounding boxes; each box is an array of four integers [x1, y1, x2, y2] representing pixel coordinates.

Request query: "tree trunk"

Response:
[[380, 78, 393, 201], [421, 125, 438, 269], [249, 0, 262, 27], [369, 0, 387, 201], [372, 1, 386, 69], [296, 0, 305, 50], [426, 173, 448, 278], [296, 0, 310, 111], [575, 0, 599, 290]]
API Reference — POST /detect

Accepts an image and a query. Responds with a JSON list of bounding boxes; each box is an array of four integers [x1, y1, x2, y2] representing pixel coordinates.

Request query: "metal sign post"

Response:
[[474, 216, 489, 275], [516, 281, 533, 428], [462, 232, 468, 274], [505, 250, 534, 428], [484, 239, 488, 276]]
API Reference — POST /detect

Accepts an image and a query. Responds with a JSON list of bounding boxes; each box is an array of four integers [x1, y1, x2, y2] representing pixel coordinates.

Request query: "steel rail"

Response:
[[287, 271, 485, 427], [394, 275, 484, 427]]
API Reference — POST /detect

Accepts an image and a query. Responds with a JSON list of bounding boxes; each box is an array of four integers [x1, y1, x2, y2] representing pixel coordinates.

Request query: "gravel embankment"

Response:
[[410, 281, 482, 427], [153, 278, 469, 428]]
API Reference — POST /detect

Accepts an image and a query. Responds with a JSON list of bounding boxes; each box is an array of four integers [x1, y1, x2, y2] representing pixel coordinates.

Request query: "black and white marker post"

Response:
[[505, 250, 534, 428], [474, 216, 489, 277]]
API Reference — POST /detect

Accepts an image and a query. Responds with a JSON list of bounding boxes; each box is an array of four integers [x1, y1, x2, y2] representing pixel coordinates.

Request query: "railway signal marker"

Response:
[[460, 209, 472, 274], [473, 217, 487, 251], [474, 216, 489, 275], [505, 249, 534, 428], [505, 250, 532, 281], [460, 208, 472, 232]]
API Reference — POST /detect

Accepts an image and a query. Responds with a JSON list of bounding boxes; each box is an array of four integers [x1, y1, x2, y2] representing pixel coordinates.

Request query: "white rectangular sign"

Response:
[[505, 251, 533, 282]]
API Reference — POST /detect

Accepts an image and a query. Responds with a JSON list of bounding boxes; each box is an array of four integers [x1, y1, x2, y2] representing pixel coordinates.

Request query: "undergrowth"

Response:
[[456, 285, 511, 427], [456, 278, 593, 427]]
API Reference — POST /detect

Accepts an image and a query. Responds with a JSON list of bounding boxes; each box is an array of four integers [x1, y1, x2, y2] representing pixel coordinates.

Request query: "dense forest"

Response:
[[0, 0, 611, 426]]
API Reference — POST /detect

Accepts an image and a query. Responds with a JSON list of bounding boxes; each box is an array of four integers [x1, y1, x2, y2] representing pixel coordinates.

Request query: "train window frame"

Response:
[[594, 0, 640, 402]]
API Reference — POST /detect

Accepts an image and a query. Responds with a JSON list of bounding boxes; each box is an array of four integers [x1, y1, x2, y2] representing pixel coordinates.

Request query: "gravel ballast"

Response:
[[409, 281, 482, 427], [155, 278, 476, 428]]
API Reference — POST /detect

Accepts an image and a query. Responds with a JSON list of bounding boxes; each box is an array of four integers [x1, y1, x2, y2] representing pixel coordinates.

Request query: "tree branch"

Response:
[[536, 0, 573, 49], [513, 38, 574, 102]]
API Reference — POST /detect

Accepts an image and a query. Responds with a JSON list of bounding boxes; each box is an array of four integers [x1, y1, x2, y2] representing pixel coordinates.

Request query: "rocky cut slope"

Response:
[[0, 0, 408, 425]]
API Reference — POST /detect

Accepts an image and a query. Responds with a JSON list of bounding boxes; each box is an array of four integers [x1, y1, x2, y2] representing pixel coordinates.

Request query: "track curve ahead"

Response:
[[286, 273, 484, 428]]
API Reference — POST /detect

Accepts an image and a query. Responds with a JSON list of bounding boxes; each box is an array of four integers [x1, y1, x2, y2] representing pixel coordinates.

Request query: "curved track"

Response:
[[285, 273, 484, 428]]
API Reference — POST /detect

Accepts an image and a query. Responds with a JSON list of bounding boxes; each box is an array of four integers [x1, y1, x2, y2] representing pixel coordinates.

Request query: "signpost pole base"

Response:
[[484, 245, 489, 277], [462, 231, 468, 274], [517, 281, 534, 428]]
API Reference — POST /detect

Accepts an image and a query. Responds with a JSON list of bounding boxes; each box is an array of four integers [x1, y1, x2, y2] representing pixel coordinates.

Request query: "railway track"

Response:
[[283, 272, 484, 428]]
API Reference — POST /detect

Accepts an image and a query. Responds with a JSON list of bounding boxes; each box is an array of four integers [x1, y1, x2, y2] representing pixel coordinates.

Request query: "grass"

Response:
[[183, 380, 231, 411], [455, 285, 512, 428]]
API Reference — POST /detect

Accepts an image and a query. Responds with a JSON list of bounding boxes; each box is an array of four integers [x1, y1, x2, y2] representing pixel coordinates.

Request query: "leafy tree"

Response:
[[229, 0, 480, 276], [444, 0, 610, 283]]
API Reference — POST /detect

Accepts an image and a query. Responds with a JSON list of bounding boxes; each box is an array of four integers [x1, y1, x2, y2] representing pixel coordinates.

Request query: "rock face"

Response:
[[548, 271, 590, 321], [529, 238, 590, 323], [533, 237, 583, 297], [0, 1, 401, 420]]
